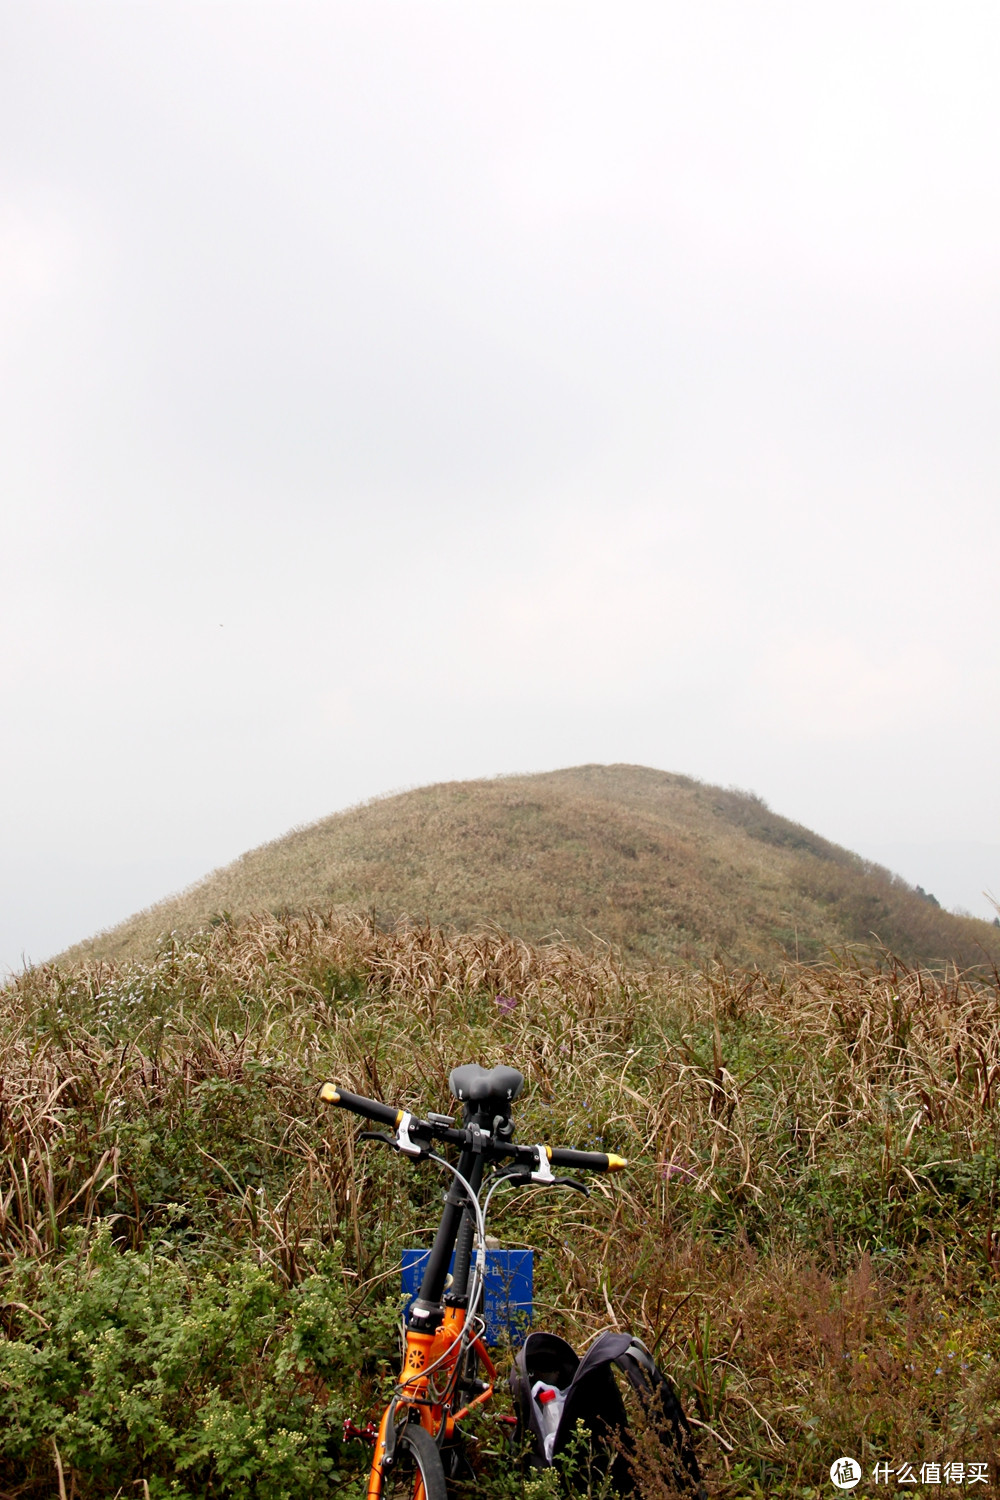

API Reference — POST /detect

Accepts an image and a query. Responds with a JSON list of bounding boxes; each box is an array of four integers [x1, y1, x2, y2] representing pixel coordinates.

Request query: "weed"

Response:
[[2, 912, 999, 1494]]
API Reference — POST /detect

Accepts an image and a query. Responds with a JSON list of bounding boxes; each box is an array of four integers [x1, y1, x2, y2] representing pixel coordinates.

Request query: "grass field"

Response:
[[60, 766, 1000, 973], [3, 910, 999, 1497]]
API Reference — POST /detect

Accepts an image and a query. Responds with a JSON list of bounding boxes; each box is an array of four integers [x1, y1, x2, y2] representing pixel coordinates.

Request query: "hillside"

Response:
[[62, 764, 1000, 969], [6, 913, 1000, 1496]]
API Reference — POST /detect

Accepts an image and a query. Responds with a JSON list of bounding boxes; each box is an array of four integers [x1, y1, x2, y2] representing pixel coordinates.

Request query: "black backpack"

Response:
[[509, 1329, 705, 1497]]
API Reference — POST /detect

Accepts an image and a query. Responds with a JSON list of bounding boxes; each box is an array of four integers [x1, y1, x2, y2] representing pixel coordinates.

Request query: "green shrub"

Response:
[[0, 1227, 396, 1498]]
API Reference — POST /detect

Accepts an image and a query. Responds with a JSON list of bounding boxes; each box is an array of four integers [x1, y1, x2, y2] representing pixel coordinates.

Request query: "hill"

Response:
[[61, 764, 999, 970]]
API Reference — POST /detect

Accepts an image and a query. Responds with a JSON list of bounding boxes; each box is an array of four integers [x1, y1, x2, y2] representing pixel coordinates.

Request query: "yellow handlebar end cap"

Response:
[[606, 1154, 628, 1171], [319, 1083, 340, 1104]]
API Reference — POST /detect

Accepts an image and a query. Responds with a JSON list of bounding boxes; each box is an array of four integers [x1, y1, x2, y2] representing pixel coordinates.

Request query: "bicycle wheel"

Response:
[[379, 1422, 447, 1500]]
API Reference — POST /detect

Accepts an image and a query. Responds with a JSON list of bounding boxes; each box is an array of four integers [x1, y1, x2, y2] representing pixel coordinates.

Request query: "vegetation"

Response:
[[59, 766, 1000, 973], [3, 910, 999, 1496]]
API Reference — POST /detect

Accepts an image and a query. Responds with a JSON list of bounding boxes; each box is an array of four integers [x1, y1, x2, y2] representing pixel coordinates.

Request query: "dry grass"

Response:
[[58, 765, 1000, 973], [3, 910, 1000, 1496]]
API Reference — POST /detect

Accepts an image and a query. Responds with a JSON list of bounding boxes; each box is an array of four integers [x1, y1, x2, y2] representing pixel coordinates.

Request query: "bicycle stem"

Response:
[[446, 1152, 485, 1311], [408, 1143, 481, 1334]]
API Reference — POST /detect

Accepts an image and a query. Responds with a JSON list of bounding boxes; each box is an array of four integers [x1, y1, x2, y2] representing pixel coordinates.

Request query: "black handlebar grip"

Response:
[[548, 1145, 628, 1172], [319, 1083, 402, 1128]]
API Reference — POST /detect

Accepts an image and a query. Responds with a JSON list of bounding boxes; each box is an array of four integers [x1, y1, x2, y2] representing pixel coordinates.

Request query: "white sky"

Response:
[[2, 1, 999, 974]]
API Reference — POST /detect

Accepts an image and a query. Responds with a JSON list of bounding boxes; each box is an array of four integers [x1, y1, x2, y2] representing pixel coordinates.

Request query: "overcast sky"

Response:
[[2, 1, 999, 974]]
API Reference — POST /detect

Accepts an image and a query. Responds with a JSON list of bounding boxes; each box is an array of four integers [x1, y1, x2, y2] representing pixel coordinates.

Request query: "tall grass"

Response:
[[2, 910, 999, 1496]]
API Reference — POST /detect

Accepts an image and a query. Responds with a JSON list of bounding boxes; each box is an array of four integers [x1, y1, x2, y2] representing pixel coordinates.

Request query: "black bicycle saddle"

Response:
[[449, 1063, 524, 1107]]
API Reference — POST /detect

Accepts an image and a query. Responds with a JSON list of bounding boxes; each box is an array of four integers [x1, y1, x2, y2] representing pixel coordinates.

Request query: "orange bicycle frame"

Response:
[[367, 1304, 497, 1498]]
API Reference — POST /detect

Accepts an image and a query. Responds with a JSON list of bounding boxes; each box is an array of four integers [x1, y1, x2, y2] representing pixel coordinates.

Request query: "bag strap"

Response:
[[611, 1337, 705, 1498]]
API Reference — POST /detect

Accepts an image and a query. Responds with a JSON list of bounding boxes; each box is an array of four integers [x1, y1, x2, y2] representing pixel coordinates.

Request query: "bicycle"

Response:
[[321, 1062, 627, 1499]]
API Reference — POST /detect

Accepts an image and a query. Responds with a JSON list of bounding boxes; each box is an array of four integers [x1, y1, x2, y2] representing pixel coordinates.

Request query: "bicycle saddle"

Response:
[[449, 1063, 524, 1106]]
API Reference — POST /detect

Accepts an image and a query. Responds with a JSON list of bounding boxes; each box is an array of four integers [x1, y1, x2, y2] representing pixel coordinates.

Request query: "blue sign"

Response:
[[401, 1248, 533, 1346]]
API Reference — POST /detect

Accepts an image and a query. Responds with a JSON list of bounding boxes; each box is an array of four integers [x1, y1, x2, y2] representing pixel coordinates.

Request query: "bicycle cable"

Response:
[[479, 1168, 528, 1224], [428, 1150, 490, 1331], [396, 1150, 488, 1394]]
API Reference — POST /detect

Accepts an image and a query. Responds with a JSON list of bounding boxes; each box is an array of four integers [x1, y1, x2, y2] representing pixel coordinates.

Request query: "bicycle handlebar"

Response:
[[547, 1145, 625, 1171], [322, 1085, 402, 1128], [320, 1083, 627, 1172]]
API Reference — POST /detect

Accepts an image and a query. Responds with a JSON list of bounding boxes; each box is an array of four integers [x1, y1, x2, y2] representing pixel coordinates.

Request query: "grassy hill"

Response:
[[62, 764, 999, 970]]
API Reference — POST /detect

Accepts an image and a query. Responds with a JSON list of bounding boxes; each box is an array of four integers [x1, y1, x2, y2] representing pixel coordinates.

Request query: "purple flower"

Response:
[[495, 994, 517, 1013], [659, 1161, 698, 1182]]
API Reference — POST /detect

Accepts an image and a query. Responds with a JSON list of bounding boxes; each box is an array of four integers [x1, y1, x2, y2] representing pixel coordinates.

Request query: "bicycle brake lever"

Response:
[[358, 1120, 427, 1159], [552, 1176, 590, 1196], [504, 1168, 589, 1196]]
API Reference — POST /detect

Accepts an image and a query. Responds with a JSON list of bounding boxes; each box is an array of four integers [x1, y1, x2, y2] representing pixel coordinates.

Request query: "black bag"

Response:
[[509, 1329, 705, 1497]]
